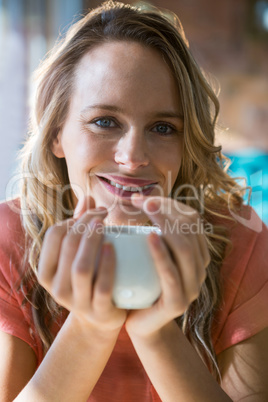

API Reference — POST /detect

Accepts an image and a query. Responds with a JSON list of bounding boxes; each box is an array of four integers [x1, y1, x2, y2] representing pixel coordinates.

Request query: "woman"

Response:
[[0, 1, 267, 401]]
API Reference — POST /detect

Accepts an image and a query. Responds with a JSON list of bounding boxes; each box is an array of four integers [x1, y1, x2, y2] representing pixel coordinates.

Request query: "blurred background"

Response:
[[0, 0, 267, 223]]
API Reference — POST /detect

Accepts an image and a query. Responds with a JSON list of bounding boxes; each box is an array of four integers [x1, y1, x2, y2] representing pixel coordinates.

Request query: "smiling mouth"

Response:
[[97, 176, 158, 196]]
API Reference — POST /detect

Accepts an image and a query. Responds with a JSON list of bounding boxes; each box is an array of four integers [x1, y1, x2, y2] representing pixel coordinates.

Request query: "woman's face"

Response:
[[52, 41, 184, 225]]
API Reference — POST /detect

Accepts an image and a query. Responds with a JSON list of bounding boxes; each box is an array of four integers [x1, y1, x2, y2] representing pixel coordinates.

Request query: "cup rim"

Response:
[[104, 225, 162, 236]]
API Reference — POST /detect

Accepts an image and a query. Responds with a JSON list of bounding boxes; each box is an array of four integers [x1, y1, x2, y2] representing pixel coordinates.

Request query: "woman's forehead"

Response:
[[71, 40, 182, 113], [75, 40, 168, 78]]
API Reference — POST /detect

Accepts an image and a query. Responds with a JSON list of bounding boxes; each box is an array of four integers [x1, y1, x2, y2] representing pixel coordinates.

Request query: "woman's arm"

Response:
[[218, 327, 268, 401], [130, 325, 268, 401], [130, 321, 232, 402], [125, 195, 229, 401], [1, 197, 126, 401], [0, 317, 121, 402], [130, 324, 268, 401], [13, 314, 121, 402], [0, 332, 36, 402], [128, 195, 267, 401]]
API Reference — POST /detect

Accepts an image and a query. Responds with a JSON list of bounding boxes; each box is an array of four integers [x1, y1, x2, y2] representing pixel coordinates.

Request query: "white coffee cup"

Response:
[[104, 225, 162, 309]]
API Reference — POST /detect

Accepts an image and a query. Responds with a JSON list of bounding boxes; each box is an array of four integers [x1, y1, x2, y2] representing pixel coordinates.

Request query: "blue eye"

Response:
[[94, 118, 116, 128], [153, 123, 175, 135]]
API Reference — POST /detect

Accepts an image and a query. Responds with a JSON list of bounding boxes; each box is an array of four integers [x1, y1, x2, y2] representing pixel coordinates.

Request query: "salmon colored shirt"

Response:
[[0, 199, 268, 401]]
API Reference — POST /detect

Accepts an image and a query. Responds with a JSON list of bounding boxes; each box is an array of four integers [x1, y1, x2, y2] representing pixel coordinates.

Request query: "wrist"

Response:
[[67, 312, 123, 342], [128, 320, 180, 345]]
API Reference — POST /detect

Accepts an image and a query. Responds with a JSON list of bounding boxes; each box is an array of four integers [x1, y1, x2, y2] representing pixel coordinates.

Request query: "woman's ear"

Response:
[[51, 132, 65, 158]]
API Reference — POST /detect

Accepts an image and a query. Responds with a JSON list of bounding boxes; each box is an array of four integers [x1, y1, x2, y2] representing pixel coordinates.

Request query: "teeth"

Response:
[[108, 179, 154, 192]]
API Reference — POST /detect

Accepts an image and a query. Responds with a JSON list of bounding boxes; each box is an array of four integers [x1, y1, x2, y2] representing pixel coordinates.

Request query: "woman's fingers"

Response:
[[147, 233, 186, 315], [38, 207, 108, 307], [37, 203, 126, 330], [164, 226, 207, 298], [132, 195, 209, 309], [51, 225, 82, 306], [38, 219, 75, 291], [71, 217, 105, 311], [93, 243, 116, 309]]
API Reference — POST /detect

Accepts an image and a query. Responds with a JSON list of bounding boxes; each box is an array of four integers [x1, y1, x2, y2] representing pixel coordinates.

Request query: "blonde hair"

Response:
[[19, 0, 242, 380]]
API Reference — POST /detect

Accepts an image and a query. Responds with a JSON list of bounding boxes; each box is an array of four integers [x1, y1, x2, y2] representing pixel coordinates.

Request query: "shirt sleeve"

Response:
[[0, 200, 42, 364], [213, 207, 268, 355]]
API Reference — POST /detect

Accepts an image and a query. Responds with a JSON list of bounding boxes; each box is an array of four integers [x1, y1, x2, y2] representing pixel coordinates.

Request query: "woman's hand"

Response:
[[37, 196, 127, 332], [125, 195, 210, 338]]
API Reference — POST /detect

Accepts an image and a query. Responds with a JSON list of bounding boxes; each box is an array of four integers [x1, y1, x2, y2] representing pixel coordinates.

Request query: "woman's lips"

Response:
[[97, 175, 157, 198], [98, 174, 158, 187]]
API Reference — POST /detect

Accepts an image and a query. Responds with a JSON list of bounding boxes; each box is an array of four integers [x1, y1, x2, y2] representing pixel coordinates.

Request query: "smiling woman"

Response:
[[0, 1, 267, 402], [51, 41, 183, 224]]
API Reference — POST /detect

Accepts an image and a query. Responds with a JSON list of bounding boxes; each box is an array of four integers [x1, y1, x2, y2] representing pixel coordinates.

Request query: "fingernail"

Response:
[[150, 232, 161, 246], [103, 243, 112, 256], [146, 200, 159, 213], [90, 217, 103, 228], [131, 193, 145, 202]]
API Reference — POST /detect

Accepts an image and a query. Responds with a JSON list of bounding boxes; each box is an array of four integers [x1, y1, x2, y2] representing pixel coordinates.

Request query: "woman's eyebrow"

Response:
[[80, 104, 123, 115], [152, 111, 184, 120], [80, 104, 184, 121]]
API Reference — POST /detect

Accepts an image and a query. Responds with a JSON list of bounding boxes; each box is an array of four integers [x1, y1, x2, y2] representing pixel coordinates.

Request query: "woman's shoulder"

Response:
[[218, 203, 267, 268], [0, 198, 25, 251], [213, 203, 267, 248], [229, 203, 265, 234], [224, 204, 267, 256], [219, 203, 267, 315], [212, 205, 268, 354], [0, 197, 21, 218]]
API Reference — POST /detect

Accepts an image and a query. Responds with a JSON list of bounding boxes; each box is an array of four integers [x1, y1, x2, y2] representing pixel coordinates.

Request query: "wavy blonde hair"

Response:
[[19, 0, 243, 380]]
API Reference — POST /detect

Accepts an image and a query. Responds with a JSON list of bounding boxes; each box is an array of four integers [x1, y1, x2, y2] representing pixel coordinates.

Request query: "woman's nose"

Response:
[[114, 129, 149, 170]]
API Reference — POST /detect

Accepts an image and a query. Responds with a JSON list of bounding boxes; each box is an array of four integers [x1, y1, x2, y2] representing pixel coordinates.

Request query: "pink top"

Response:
[[211, 206, 268, 354], [0, 199, 267, 401]]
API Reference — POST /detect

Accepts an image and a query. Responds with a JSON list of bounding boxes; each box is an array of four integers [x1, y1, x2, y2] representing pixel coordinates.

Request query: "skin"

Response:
[[51, 41, 184, 225], [48, 40, 209, 347], [1, 41, 268, 402]]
